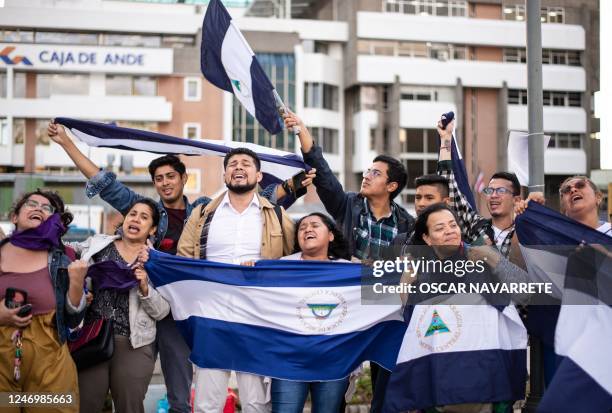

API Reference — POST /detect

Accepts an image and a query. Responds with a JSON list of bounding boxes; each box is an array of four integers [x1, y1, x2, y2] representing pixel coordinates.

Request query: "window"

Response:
[[0, 30, 34, 43], [36, 74, 89, 98], [184, 77, 202, 101], [102, 34, 161, 47], [0, 118, 9, 146], [34, 31, 98, 45], [503, 48, 527, 63], [567, 51, 581, 66], [36, 119, 52, 145], [504, 5, 564, 23], [162, 35, 195, 48], [508, 89, 528, 105], [310, 127, 339, 154], [547, 133, 582, 149], [358, 40, 467, 60], [512, 90, 582, 107], [13, 119, 25, 144], [183, 123, 201, 140], [400, 89, 436, 101], [503, 5, 525, 21], [13, 72, 25, 98], [304, 82, 339, 111], [106, 75, 156, 96], [0, 74, 5, 98], [384, 0, 467, 17]]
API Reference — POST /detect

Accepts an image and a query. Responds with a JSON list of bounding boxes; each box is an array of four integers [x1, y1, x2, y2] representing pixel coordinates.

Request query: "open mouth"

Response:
[[127, 225, 140, 234], [28, 213, 44, 222], [162, 188, 173, 196], [489, 201, 501, 208], [571, 194, 583, 204], [304, 233, 317, 240], [232, 173, 246, 180]]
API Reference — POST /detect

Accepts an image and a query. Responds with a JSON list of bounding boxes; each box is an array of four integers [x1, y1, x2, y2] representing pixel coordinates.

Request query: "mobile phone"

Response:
[[291, 170, 307, 193], [440, 111, 455, 129], [17, 304, 32, 317], [5, 288, 28, 309]]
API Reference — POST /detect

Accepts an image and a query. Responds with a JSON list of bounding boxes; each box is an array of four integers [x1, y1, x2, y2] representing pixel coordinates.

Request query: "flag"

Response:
[[473, 170, 485, 194], [56, 117, 307, 187], [515, 202, 612, 413], [144, 250, 407, 381], [201, 0, 282, 135]]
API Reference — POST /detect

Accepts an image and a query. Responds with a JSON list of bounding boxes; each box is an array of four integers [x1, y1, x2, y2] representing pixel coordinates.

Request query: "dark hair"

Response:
[[415, 174, 450, 198], [372, 154, 407, 200], [224, 147, 261, 171], [148, 155, 186, 181], [489, 172, 521, 196], [412, 203, 459, 245], [127, 198, 161, 228], [294, 212, 350, 260], [11, 189, 73, 233]]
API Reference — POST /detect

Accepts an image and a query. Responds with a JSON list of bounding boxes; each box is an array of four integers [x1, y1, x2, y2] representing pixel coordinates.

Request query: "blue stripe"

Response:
[[451, 138, 477, 211], [200, 0, 233, 93], [384, 349, 527, 411], [538, 357, 612, 413], [176, 316, 406, 381], [55, 117, 307, 170], [250, 57, 283, 134], [145, 250, 368, 288]]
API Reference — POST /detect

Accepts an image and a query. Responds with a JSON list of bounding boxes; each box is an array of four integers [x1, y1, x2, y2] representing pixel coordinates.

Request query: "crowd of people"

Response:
[[0, 112, 609, 413]]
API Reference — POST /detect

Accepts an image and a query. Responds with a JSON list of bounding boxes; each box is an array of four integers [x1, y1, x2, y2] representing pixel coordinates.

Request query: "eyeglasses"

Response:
[[482, 187, 514, 196], [362, 169, 385, 179], [559, 179, 587, 195], [24, 199, 56, 215]]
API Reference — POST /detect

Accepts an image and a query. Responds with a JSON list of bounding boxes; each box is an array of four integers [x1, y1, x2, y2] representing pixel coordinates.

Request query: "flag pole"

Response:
[[273, 89, 300, 135]]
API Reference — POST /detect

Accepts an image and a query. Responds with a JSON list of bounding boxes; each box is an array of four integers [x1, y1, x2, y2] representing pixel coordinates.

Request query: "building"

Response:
[[0, 0, 601, 227]]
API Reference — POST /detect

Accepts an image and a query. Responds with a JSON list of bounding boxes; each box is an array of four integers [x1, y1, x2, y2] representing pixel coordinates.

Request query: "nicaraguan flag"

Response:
[[201, 0, 282, 134], [56, 117, 306, 187], [384, 300, 527, 411], [515, 202, 612, 413], [145, 250, 407, 380]]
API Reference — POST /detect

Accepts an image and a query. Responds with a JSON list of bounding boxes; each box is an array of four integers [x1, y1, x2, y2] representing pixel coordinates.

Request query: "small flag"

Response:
[[474, 170, 485, 194], [201, 0, 283, 134]]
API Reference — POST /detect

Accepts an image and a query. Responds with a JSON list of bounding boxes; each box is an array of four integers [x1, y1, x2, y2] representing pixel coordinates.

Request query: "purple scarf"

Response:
[[87, 260, 138, 292], [9, 213, 65, 250]]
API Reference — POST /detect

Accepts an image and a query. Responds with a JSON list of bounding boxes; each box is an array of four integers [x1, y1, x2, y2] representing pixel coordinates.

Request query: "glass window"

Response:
[[162, 35, 195, 48], [134, 77, 156, 96], [13, 72, 26, 98], [184, 123, 201, 140], [102, 34, 161, 47], [372, 41, 395, 56], [405, 160, 424, 189], [184, 77, 201, 101], [36, 73, 89, 98], [449, 0, 467, 17], [568, 92, 581, 107], [370, 128, 377, 150], [568, 51, 581, 66], [13, 119, 25, 144], [35, 31, 98, 45], [0, 30, 34, 43], [0, 73, 6, 98], [405, 129, 425, 152], [551, 50, 567, 65], [106, 75, 132, 96], [36, 119, 52, 145], [0, 118, 9, 146], [543, 91, 551, 106], [551, 92, 566, 106], [426, 129, 438, 153], [357, 40, 372, 55]]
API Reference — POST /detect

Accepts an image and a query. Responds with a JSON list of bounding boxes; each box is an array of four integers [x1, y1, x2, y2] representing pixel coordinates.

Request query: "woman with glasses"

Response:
[[0, 190, 87, 412], [271, 212, 352, 413]]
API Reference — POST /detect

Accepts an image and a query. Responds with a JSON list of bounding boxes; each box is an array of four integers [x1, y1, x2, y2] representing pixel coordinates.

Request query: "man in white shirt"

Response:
[[177, 147, 295, 413]]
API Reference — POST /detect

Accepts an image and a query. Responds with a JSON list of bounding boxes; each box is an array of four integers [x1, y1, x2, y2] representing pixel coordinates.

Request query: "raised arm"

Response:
[[48, 122, 100, 179], [436, 119, 487, 243], [283, 111, 350, 220]]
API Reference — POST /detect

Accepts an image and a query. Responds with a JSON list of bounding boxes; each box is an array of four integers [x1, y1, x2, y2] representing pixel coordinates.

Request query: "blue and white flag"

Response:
[[145, 250, 407, 381], [515, 202, 612, 413], [56, 117, 307, 187], [201, 0, 282, 135], [448, 133, 477, 210], [384, 301, 527, 411]]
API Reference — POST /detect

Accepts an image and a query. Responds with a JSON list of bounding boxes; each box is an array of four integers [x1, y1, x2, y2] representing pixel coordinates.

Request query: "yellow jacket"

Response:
[[177, 191, 295, 260]]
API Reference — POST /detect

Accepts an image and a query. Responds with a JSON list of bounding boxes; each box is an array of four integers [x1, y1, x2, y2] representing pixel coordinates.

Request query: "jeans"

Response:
[[156, 315, 194, 413], [271, 378, 349, 413]]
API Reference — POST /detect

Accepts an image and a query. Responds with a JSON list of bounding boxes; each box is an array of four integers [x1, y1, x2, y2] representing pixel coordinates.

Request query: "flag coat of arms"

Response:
[[201, 0, 282, 134], [144, 250, 407, 381], [384, 299, 527, 412]]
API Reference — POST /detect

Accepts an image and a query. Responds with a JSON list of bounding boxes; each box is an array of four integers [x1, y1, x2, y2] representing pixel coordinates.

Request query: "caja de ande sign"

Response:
[[0, 43, 173, 75]]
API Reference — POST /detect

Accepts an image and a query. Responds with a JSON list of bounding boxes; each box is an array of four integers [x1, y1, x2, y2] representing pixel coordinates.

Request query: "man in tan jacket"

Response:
[[177, 147, 295, 413]]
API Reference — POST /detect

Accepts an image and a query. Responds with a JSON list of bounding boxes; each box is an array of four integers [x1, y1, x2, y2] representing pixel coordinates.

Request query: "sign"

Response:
[[0, 43, 173, 74]]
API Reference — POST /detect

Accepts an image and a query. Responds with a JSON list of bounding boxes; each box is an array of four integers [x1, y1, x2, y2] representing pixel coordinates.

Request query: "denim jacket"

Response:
[[0, 239, 87, 344], [85, 171, 289, 246]]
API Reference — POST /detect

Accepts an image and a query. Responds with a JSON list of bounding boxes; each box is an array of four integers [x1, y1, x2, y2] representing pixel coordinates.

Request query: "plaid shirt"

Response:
[[438, 160, 513, 258], [354, 198, 399, 260]]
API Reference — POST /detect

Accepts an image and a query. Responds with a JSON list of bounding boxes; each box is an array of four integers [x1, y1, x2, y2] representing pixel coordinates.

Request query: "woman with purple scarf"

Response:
[[0, 189, 87, 412], [68, 197, 169, 413]]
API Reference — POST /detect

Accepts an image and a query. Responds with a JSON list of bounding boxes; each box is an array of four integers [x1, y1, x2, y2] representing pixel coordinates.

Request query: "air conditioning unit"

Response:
[[437, 51, 449, 61]]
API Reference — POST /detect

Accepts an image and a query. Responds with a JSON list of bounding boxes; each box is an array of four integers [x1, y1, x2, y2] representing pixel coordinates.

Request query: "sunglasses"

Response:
[[559, 179, 587, 195]]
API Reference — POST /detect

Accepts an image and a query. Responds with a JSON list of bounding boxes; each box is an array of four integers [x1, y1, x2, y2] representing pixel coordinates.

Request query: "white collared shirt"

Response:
[[206, 192, 263, 264]]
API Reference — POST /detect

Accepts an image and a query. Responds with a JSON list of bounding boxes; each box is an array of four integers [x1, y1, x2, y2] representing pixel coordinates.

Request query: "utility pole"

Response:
[[524, 0, 545, 411]]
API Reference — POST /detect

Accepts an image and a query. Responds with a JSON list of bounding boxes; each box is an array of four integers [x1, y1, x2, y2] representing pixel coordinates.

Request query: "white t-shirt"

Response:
[[492, 226, 512, 249], [281, 252, 349, 262]]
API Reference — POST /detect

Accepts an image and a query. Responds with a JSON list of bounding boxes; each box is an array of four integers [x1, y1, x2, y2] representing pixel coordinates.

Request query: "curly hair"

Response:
[[294, 212, 350, 260], [11, 189, 73, 234]]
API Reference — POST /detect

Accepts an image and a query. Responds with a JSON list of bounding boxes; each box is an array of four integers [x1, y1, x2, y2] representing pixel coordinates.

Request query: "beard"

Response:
[[226, 181, 257, 194]]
